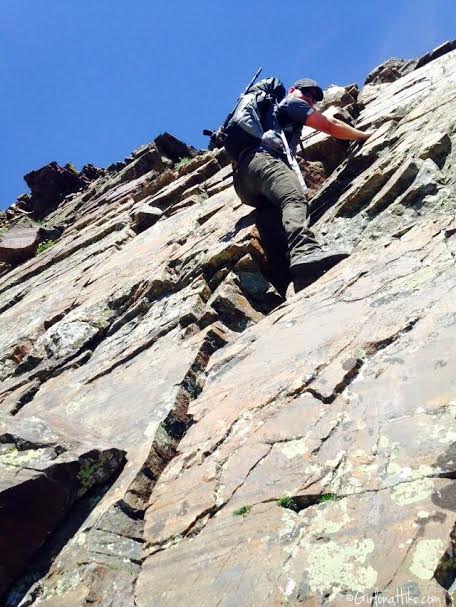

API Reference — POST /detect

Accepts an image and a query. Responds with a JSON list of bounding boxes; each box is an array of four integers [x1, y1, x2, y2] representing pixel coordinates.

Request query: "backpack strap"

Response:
[[272, 110, 308, 194]]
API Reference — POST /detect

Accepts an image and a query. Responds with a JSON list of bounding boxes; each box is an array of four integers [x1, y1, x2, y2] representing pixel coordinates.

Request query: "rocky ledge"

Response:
[[0, 41, 455, 606]]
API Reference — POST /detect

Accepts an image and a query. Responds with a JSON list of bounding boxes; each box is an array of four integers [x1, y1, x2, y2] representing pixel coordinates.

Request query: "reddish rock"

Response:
[[0, 414, 125, 601], [154, 132, 197, 163], [22, 162, 87, 219], [364, 57, 415, 85], [131, 203, 163, 233], [80, 163, 105, 181], [116, 143, 165, 184], [300, 159, 328, 197], [0, 226, 41, 264], [318, 84, 360, 118], [415, 38, 456, 69], [0, 45, 455, 607]]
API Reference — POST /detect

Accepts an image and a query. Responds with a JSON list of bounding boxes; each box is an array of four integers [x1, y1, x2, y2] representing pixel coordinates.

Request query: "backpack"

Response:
[[204, 76, 286, 162]]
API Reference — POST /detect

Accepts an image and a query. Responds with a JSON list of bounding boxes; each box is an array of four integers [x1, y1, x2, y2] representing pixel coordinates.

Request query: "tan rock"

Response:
[[0, 226, 41, 264], [2, 46, 456, 607]]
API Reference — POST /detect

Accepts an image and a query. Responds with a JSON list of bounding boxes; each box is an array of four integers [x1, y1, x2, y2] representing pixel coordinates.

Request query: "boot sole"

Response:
[[290, 252, 349, 278]]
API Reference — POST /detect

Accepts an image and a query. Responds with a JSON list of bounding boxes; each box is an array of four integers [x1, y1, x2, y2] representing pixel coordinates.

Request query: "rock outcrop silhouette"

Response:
[[0, 41, 455, 606]]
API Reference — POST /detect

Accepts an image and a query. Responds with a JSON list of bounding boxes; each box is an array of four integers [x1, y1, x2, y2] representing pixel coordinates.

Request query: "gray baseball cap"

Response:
[[293, 78, 324, 101]]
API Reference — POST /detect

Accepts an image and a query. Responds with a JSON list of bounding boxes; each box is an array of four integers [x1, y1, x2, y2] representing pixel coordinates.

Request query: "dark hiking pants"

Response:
[[233, 151, 320, 267]]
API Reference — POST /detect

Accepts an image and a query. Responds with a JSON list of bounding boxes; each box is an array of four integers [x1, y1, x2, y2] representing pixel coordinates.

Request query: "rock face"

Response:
[[0, 227, 43, 264], [364, 58, 416, 85], [24, 162, 88, 217], [0, 415, 125, 598], [1, 42, 456, 606]]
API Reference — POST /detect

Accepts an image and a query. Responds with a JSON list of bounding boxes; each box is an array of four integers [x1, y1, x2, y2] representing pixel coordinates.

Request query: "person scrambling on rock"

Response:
[[205, 73, 374, 292]]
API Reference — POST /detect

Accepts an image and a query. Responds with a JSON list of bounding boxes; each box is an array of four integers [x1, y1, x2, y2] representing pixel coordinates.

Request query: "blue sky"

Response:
[[1, 0, 455, 210]]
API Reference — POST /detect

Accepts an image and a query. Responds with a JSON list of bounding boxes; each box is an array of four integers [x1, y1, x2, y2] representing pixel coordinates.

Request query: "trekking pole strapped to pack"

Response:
[[279, 131, 308, 193], [203, 70, 307, 193], [203, 70, 288, 160], [203, 67, 263, 151]]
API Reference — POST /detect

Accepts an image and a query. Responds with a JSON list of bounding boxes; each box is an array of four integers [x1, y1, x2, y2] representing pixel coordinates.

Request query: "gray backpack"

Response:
[[203, 70, 286, 162], [203, 71, 308, 192]]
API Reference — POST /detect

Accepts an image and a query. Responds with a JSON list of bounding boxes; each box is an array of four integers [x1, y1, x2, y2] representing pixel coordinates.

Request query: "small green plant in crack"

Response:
[[36, 239, 55, 255], [318, 493, 340, 503], [277, 496, 299, 512], [77, 458, 103, 497], [233, 505, 251, 517], [173, 156, 192, 171]]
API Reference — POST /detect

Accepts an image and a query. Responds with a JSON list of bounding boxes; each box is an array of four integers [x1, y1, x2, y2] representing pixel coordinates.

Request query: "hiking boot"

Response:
[[290, 248, 350, 291]]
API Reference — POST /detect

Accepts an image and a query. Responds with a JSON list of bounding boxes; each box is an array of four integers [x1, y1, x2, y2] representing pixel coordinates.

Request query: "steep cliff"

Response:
[[1, 42, 455, 606]]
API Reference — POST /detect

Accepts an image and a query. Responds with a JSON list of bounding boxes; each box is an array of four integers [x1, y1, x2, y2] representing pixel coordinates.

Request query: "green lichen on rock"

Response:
[[35, 571, 81, 603], [311, 498, 351, 535], [409, 539, 445, 580], [0, 447, 49, 468], [305, 538, 378, 594], [280, 438, 308, 459], [353, 347, 367, 360], [391, 477, 434, 506]]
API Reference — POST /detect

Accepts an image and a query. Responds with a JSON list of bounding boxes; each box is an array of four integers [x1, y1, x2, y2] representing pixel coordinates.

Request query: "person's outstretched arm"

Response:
[[306, 111, 373, 141]]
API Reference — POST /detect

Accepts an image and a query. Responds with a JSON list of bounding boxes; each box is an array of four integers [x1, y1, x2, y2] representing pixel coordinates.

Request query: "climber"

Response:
[[232, 78, 374, 291]]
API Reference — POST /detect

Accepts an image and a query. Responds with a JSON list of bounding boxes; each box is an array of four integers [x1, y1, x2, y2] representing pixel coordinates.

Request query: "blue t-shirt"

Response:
[[259, 95, 315, 158]]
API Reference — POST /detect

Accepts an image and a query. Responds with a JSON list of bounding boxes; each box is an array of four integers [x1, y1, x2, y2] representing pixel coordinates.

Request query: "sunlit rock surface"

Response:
[[1, 42, 455, 606]]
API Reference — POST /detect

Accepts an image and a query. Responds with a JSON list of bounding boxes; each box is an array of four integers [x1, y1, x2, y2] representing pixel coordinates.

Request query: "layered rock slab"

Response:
[[0, 227, 42, 265], [1, 43, 456, 607], [0, 415, 125, 599], [1, 148, 279, 604], [310, 48, 456, 252], [7, 324, 230, 607], [136, 215, 456, 605]]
